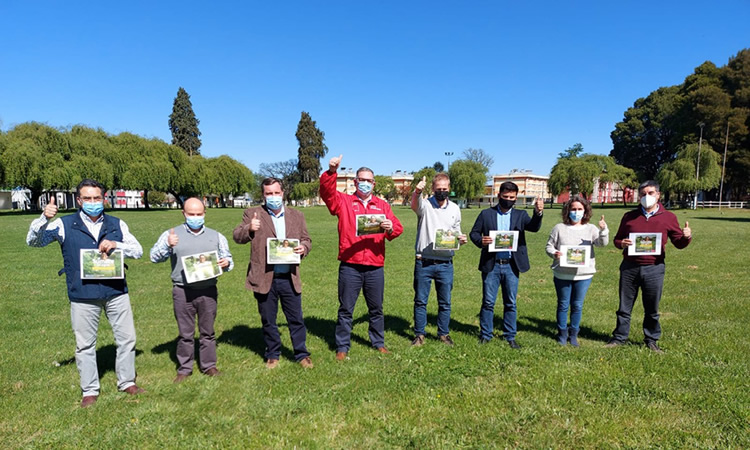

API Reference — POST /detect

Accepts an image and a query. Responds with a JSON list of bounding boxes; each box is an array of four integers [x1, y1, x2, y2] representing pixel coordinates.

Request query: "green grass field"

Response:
[[1, 204, 748, 448]]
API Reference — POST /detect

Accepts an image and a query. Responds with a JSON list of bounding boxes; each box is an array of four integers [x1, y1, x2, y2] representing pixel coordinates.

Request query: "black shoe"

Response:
[[507, 340, 521, 349], [478, 338, 491, 345], [646, 342, 664, 354]]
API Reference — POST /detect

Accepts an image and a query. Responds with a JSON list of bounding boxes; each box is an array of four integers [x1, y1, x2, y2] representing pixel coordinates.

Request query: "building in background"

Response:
[[492, 169, 551, 205]]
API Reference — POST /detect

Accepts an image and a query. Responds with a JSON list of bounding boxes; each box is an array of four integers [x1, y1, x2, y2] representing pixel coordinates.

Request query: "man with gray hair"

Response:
[[606, 180, 692, 353]]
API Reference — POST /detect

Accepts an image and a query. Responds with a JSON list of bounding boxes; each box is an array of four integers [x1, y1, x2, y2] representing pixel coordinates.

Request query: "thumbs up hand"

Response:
[[167, 228, 179, 247], [329, 154, 343, 173], [44, 195, 58, 219], [683, 221, 691, 239], [250, 211, 261, 232], [415, 176, 426, 194], [598, 214, 607, 230]]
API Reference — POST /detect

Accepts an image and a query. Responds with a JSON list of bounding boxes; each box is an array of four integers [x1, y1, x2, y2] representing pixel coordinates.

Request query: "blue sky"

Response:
[[1, 1, 748, 177]]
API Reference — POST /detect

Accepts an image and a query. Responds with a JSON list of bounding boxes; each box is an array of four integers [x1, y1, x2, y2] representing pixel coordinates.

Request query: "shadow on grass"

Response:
[[305, 313, 413, 350], [59, 345, 144, 378], [422, 313, 479, 338], [152, 337, 212, 371], [217, 324, 295, 362], [519, 316, 611, 342], [695, 216, 750, 223]]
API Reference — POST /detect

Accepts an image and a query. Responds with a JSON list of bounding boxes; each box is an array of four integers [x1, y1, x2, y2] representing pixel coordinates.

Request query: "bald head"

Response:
[[183, 197, 205, 215]]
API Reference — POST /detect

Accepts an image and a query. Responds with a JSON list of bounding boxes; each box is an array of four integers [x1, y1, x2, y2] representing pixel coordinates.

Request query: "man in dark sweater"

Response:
[[606, 180, 692, 352]]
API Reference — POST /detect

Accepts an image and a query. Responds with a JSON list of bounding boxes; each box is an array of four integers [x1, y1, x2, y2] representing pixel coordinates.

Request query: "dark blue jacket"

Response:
[[470, 206, 543, 274], [60, 213, 128, 301]]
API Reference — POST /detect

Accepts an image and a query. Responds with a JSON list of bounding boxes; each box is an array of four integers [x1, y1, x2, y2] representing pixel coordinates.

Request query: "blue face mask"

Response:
[[569, 210, 584, 223], [357, 181, 373, 196], [265, 195, 283, 210], [81, 201, 104, 217], [185, 215, 205, 229]]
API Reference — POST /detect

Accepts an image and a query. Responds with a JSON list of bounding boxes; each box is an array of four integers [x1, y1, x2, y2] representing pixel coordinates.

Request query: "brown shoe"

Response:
[[411, 335, 426, 347], [439, 335, 455, 346], [377, 347, 390, 354], [123, 385, 145, 395], [335, 351, 348, 361], [80, 395, 98, 408], [266, 358, 279, 369], [299, 357, 314, 369], [204, 367, 222, 376], [173, 373, 191, 383]]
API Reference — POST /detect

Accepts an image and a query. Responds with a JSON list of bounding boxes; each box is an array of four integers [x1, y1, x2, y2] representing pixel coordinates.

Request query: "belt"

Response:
[[417, 257, 452, 265], [273, 272, 292, 279], [495, 258, 511, 265]]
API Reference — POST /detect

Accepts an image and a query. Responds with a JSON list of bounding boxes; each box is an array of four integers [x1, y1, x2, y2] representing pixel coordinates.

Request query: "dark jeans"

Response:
[[335, 262, 385, 352], [173, 285, 218, 375], [612, 261, 665, 343], [254, 276, 309, 361], [413, 258, 453, 337]]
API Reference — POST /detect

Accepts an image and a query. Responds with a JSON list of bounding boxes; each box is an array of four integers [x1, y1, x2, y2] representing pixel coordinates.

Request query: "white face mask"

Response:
[[640, 194, 658, 209]]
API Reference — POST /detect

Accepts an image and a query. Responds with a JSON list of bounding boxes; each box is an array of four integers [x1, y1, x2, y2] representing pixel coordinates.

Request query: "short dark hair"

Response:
[[356, 167, 374, 179], [562, 195, 592, 225], [498, 181, 519, 194], [76, 179, 105, 198], [639, 180, 660, 194], [261, 177, 284, 192]]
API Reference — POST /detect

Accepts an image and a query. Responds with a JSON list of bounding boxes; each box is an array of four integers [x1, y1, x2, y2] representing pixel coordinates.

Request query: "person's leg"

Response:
[[363, 266, 385, 349], [277, 279, 310, 361], [104, 294, 138, 391], [499, 265, 520, 342], [568, 278, 592, 347], [335, 263, 362, 353], [553, 277, 572, 345], [194, 286, 218, 372], [434, 262, 454, 337], [479, 264, 501, 341], [412, 259, 432, 337], [612, 261, 641, 342], [640, 264, 665, 344], [255, 285, 282, 361], [70, 300, 104, 397], [173, 286, 197, 375]]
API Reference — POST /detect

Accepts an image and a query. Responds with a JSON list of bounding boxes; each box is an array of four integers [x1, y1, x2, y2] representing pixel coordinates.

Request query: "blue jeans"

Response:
[[413, 259, 453, 337], [553, 277, 593, 331], [480, 262, 519, 341], [335, 263, 385, 352]]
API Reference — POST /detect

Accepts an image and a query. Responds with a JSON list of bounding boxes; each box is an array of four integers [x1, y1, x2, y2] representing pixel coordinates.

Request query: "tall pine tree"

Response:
[[169, 87, 202, 156], [295, 111, 328, 182]]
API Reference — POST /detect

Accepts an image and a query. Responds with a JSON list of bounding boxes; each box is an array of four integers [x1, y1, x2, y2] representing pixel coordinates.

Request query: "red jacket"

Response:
[[319, 170, 403, 267], [613, 204, 691, 265]]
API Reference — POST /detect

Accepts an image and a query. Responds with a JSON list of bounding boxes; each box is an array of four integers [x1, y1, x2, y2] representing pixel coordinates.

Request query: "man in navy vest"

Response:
[[150, 197, 233, 382], [27, 179, 145, 408]]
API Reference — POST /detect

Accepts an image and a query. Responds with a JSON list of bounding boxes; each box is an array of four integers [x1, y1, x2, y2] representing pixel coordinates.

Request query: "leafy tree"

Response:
[[373, 175, 396, 202], [288, 180, 320, 203], [295, 111, 328, 183], [558, 143, 584, 159], [410, 167, 436, 191], [208, 155, 255, 207], [169, 87, 202, 156], [449, 159, 486, 206], [462, 148, 494, 172], [548, 157, 599, 198], [433, 161, 444, 172], [119, 137, 176, 209], [581, 154, 638, 205], [657, 142, 721, 201]]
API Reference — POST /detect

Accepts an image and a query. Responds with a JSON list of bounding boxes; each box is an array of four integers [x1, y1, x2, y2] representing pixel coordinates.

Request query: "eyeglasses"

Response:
[[80, 196, 103, 202]]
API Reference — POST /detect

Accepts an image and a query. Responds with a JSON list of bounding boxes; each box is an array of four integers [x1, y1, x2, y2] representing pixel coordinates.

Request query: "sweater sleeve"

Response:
[[545, 225, 559, 258]]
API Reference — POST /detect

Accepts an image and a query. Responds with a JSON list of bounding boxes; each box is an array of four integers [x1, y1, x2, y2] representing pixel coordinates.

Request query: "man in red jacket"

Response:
[[320, 154, 403, 360], [606, 180, 692, 353]]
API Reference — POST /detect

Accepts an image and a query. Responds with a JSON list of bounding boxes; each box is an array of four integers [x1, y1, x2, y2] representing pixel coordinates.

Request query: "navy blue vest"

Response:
[[59, 212, 129, 302]]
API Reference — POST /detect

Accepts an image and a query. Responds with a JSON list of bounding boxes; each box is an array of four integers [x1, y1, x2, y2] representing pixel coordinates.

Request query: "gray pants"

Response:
[[612, 261, 666, 343], [173, 285, 218, 375], [70, 294, 137, 397]]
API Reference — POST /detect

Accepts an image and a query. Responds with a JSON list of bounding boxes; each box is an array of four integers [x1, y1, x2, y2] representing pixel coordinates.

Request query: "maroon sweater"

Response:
[[613, 204, 691, 265]]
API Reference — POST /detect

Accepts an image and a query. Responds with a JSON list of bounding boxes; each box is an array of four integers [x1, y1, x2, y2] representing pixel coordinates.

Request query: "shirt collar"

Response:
[[79, 210, 103, 224], [184, 223, 205, 235], [496, 205, 512, 215], [267, 206, 285, 218], [641, 204, 660, 218]]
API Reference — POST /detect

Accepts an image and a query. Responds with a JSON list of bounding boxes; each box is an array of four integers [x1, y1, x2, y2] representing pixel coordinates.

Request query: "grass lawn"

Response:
[[1, 204, 748, 448]]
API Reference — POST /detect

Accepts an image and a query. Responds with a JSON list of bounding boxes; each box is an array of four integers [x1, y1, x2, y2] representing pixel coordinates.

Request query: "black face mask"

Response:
[[433, 191, 449, 201], [498, 198, 515, 210]]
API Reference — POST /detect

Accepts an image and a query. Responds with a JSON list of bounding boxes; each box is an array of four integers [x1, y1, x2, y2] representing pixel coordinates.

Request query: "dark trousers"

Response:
[[612, 261, 666, 343], [254, 276, 309, 361], [173, 285, 218, 375], [335, 262, 385, 352]]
